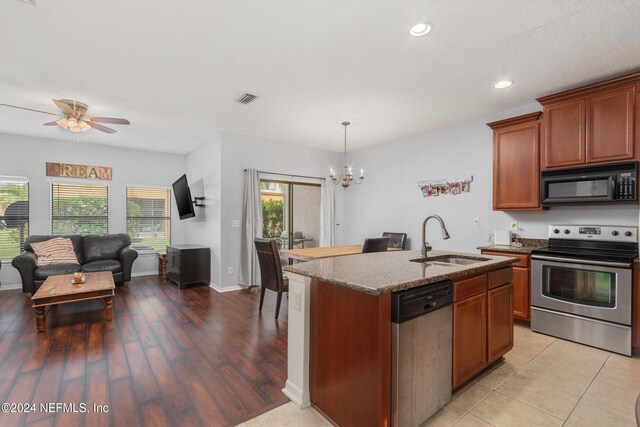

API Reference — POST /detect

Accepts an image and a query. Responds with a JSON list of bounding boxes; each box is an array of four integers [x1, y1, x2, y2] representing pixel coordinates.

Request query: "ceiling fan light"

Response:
[[67, 117, 78, 129], [56, 118, 69, 129], [78, 120, 90, 132]]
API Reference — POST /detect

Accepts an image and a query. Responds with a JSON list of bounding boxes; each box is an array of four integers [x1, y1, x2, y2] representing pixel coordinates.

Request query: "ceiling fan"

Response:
[[0, 99, 130, 134]]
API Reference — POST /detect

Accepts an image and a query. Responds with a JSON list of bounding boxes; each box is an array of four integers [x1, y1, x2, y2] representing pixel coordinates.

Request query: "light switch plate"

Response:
[[292, 291, 301, 311], [232, 220, 240, 228]]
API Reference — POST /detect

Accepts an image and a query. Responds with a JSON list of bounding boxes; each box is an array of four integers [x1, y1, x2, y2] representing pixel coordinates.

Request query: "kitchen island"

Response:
[[282, 249, 517, 427]]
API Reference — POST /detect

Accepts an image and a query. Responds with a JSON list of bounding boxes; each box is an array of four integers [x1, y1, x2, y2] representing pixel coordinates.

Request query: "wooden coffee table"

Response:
[[31, 272, 115, 332]]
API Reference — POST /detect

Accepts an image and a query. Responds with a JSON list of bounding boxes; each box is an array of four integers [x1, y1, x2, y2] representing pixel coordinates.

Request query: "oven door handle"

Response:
[[531, 254, 632, 269]]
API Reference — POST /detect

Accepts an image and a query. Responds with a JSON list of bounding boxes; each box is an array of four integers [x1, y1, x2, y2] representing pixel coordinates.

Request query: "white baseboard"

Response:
[[209, 282, 244, 293], [282, 381, 310, 408], [131, 271, 158, 277], [0, 283, 22, 291]]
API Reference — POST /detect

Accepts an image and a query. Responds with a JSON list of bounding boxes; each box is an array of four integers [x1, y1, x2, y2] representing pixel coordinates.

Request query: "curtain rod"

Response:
[[243, 169, 325, 181]]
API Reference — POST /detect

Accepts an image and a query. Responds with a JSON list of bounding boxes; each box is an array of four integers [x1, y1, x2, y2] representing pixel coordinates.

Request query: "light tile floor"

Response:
[[241, 325, 640, 427]]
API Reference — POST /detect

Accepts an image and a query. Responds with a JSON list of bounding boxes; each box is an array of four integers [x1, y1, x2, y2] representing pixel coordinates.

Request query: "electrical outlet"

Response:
[[232, 220, 240, 228], [510, 220, 518, 231], [292, 291, 301, 311], [227, 266, 233, 275], [473, 217, 479, 226]]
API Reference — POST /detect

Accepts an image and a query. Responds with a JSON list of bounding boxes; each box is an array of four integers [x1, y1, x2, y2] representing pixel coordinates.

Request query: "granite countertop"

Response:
[[477, 238, 548, 254], [283, 250, 518, 295]]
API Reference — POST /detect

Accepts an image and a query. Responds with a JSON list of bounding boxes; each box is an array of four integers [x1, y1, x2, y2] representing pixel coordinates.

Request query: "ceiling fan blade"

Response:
[[85, 121, 117, 134], [43, 121, 60, 126], [52, 99, 75, 115], [0, 103, 60, 116], [87, 117, 130, 125]]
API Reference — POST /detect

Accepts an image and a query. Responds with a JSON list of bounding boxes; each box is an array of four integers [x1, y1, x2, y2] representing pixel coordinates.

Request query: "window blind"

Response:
[[51, 183, 109, 235], [0, 177, 29, 259], [126, 187, 171, 251]]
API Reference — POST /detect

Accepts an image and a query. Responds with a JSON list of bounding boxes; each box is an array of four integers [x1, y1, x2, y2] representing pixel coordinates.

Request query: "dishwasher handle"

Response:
[[391, 280, 453, 324]]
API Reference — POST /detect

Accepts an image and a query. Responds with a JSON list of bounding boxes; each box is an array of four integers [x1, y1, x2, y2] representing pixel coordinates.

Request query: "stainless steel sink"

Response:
[[410, 255, 491, 266]]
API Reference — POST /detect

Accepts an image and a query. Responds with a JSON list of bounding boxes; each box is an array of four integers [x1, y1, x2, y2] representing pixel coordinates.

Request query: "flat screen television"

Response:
[[172, 174, 196, 220]]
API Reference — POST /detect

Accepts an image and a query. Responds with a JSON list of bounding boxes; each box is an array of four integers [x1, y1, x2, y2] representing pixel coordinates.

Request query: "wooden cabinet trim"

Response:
[[454, 274, 487, 302], [512, 267, 531, 321], [537, 72, 640, 105], [487, 112, 543, 129]]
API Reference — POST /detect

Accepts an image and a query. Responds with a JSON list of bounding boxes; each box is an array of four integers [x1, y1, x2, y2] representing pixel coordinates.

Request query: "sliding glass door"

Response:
[[260, 180, 320, 250]]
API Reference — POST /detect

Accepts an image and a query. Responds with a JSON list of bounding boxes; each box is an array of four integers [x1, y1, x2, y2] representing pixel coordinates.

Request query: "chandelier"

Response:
[[329, 121, 364, 188]]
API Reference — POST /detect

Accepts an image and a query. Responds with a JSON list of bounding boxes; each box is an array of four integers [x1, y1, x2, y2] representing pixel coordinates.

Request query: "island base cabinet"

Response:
[[310, 279, 391, 427], [488, 284, 514, 363], [453, 292, 487, 389]]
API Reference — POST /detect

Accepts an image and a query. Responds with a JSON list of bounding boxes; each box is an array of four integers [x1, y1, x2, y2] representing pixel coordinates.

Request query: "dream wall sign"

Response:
[[46, 162, 112, 180]]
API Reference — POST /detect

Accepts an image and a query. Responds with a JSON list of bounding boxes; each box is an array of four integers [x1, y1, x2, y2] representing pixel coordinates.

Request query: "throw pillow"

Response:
[[31, 237, 80, 267]]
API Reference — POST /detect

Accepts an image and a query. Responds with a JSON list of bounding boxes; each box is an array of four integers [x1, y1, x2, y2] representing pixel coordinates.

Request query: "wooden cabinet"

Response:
[[481, 250, 531, 321], [488, 284, 514, 363], [538, 73, 640, 170], [488, 112, 543, 211], [166, 244, 211, 289], [542, 100, 586, 168], [452, 268, 514, 389], [453, 292, 487, 389], [587, 85, 635, 163]]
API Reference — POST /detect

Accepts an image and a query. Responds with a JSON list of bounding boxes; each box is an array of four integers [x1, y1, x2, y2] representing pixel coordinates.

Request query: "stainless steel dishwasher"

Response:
[[391, 280, 453, 427]]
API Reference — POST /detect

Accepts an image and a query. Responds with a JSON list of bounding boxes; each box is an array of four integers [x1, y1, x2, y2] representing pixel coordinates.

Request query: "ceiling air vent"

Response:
[[235, 93, 258, 105], [18, 0, 37, 4]]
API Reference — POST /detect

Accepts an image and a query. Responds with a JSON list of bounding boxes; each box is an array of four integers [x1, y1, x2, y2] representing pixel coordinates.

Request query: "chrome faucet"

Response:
[[421, 214, 451, 259]]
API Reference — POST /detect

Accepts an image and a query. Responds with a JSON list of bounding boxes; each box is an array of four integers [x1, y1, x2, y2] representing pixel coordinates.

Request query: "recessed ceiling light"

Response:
[[409, 23, 432, 37], [494, 81, 513, 89]]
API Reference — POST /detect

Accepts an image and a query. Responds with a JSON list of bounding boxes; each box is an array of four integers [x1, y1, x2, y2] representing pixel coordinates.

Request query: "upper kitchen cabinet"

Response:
[[538, 72, 640, 170], [488, 112, 543, 211]]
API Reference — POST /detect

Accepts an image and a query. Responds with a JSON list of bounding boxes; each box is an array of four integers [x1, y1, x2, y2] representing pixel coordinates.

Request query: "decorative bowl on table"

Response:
[[72, 272, 86, 285]]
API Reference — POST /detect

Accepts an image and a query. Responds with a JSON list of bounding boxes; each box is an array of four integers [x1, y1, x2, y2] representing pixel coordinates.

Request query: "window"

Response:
[[51, 183, 109, 235], [0, 177, 29, 259], [126, 187, 171, 251]]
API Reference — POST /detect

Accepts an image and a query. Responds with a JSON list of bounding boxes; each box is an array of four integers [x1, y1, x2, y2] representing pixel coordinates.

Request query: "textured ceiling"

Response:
[[1, 0, 639, 154]]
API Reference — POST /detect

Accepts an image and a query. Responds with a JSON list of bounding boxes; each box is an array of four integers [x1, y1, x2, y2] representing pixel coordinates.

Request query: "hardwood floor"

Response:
[[0, 275, 289, 427]]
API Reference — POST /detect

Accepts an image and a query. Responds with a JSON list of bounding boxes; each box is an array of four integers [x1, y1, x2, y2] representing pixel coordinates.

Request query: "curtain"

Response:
[[238, 169, 263, 287], [319, 180, 335, 247]]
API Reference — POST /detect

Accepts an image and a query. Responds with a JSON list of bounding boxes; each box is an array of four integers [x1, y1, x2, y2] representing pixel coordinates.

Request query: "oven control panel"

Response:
[[548, 225, 638, 242]]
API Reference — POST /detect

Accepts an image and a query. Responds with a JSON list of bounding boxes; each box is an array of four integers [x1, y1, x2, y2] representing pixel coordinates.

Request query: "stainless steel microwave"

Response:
[[540, 162, 637, 205]]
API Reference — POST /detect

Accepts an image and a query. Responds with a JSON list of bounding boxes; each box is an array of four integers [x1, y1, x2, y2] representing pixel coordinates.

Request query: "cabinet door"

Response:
[[542, 99, 586, 169], [493, 121, 541, 210], [488, 283, 514, 363], [453, 292, 487, 389], [587, 85, 635, 163], [512, 267, 530, 321]]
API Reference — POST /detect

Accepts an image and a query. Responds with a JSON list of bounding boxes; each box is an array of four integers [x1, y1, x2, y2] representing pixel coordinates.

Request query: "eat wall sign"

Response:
[[46, 162, 112, 181]]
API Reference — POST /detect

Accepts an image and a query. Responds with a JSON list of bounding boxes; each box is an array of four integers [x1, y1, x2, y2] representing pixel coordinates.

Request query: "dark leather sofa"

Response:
[[12, 234, 138, 294]]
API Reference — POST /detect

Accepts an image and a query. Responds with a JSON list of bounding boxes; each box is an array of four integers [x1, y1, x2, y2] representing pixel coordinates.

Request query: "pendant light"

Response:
[[329, 121, 364, 188]]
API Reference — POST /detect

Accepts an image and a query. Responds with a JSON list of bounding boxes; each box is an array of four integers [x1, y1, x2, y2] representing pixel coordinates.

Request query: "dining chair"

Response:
[[382, 232, 407, 250], [362, 237, 390, 253], [254, 238, 289, 320]]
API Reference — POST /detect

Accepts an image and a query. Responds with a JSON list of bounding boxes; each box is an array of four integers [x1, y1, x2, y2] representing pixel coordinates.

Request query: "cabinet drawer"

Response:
[[488, 268, 513, 289], [481, 250, 529, 268], [454, 274, 487, 302]]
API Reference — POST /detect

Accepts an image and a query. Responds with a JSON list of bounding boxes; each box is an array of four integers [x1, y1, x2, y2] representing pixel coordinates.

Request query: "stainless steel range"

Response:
[[531, 225, 638, 356]]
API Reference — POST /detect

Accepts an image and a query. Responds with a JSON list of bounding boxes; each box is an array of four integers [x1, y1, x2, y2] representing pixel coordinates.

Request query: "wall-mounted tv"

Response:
[[172, 174, 196, 220]]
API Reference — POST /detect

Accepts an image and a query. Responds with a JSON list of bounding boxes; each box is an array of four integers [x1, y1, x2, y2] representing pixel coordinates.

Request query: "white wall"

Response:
[[216, 132, 343, 289], [0, 133, 187, 288], [184, 134, 223, 287], [342, 103, 640, 253]]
